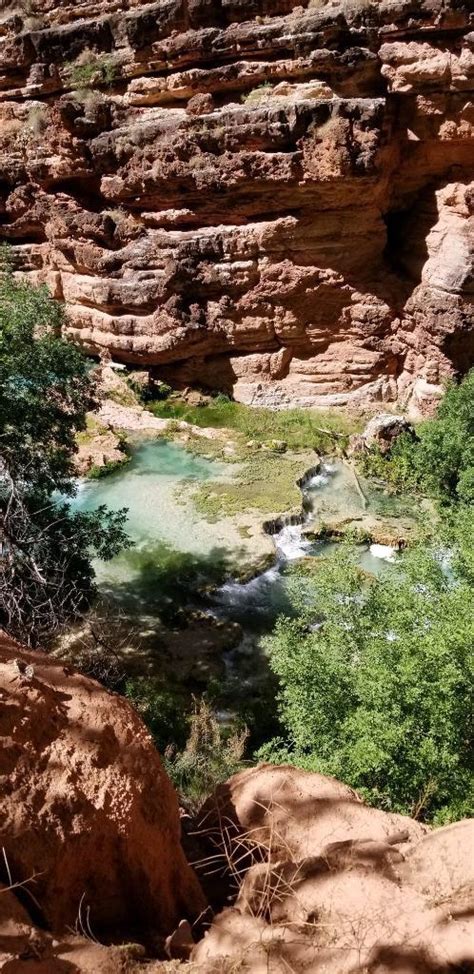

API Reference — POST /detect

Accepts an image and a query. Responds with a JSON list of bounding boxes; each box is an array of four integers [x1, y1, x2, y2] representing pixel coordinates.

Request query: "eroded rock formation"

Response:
[[0, 0, 472, 410], [0, 633, 472, 973], [193, 765, 474, 973], [0, 631, 205, 943]]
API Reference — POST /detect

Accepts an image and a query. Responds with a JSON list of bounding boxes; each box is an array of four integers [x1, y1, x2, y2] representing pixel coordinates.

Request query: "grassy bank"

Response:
[[149, 396, 361, 451], [150, 395, 362, 520]]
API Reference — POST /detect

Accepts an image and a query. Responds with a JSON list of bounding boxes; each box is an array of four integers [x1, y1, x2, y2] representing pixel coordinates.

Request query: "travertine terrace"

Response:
[[0, 0, 472, 409]]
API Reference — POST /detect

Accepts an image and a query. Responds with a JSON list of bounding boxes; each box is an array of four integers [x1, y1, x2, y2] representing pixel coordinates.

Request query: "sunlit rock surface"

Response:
[[194, 764, 474, 973], [0, 0, 472, 411], [0, 631, 205, 940]]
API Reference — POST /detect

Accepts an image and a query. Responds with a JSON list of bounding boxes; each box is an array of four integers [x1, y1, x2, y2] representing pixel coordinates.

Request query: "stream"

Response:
[[72, 440, 406, 693]]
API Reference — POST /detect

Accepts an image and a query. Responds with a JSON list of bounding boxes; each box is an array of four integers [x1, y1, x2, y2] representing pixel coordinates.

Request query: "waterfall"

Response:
[[369, 543, 397, 562], [273, 523, 312, 560]]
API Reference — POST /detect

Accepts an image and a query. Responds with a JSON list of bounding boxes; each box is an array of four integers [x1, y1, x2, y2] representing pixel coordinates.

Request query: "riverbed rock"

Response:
[[348, 413, 415, 455], [0, 1, 472, 412], [75, 421, 127, 475], [0, 630, 206, 941], [193, 764, 474, 974]]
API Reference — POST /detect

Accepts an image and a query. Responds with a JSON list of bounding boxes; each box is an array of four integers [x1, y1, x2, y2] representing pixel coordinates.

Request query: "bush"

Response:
[[257, 540, 473, 822], [165, 698, 249, 809], [0, 250, 128, 644], [88, 456, 129, 479], [68, 53, 117, 89], [124, 678, 188, 752], [361, 370, 474, 504]]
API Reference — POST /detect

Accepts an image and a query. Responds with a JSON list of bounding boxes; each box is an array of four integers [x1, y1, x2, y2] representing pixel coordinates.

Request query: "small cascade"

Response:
[[217, 461, 339, 619], [369, 543, 397, 562], [214, 565, 283, 625], [273, 523, 312, 561], [217, 565, 280, 602]]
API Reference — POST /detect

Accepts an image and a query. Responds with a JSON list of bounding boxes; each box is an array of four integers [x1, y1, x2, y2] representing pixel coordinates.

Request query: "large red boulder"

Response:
[[0, 632, 205, 941], [193, 765, 474, 974]]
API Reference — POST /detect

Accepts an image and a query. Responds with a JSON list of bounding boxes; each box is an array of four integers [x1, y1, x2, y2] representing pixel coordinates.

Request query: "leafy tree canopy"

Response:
[[362, 369, 474, 504], [0, 254, 95, 494], [258, 528, 473, 823], [0, 253, 128, 645]]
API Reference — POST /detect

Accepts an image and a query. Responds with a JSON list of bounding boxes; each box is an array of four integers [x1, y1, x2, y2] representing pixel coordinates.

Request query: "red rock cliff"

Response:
[[0, 0, 472, 411]]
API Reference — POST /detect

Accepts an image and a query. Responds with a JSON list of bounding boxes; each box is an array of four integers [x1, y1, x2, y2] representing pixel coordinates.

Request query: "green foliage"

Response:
[[154, 380, 172, 400], [257, 540, 473, 821], [68, 54, 117, 89], [125, 374, 172, 405], [442, 503, 474, 585], [124, 677, 188, 752], [361, 434, 419, 493], [150, 395, 359, 451], [165, 698, 249, 808], [0, 253, 128, 644], [361, 370, 474, 504], [88, 456, 129, 479], [0, 259, 92, 493]]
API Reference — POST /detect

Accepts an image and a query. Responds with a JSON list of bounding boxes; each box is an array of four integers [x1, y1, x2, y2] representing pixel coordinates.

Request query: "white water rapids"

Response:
[[213, 460, 398, 633]]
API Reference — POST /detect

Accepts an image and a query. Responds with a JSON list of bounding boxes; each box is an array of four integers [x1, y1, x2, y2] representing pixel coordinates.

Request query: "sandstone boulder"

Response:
[[0, 632, 206, 941], [193, 765, 474, 974], [197, 764, 426, 864], [186, 93, 215, 116], [348, 413, 414, 455]]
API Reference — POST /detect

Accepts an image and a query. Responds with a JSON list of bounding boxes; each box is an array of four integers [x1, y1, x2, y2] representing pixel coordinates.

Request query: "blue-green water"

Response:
[[73, 439, 248, 598], [73, 442, 398, 632], [75, 438, 225, 550], [67, 439, 414, 729]]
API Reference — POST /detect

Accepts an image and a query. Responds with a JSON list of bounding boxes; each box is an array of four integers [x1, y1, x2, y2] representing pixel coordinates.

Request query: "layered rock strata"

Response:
[[0, 0, 472, 410]]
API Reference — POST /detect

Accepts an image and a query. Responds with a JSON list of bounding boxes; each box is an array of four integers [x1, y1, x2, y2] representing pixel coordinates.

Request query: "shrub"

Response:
[[165, 698, 249, 808], [361, 370, 474, 504], [88, 456, 129, 479], [0, 249, 129, 645], [72, 88, 104, 107], [124, 677, 188, 752], [68, 52, 118, 89], [154, 380, 172, 401], [257, 540, 473, 822]]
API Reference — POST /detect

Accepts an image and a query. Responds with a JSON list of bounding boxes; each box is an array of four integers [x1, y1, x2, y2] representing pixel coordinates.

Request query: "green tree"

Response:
[[411, 369, 474, 503], [258, 540, 473, 822], [0, 255, 128, 645], [362, 369, 474, 503]]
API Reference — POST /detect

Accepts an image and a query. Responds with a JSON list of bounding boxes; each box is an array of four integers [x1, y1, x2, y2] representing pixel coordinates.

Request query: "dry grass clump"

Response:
[[165, 699, 249, 810], [241, 82, 274, 104], [0, 118, 22, 146], [314, 116, 349, 142], [27, 105, 47, 136]]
